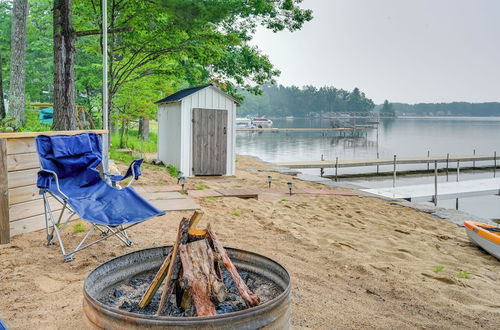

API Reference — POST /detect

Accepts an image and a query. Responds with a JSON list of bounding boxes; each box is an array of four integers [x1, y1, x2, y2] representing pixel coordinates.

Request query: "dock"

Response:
[[236, 127, 365, 132], [276, 154, 497, 169], [361, 178, 500, 202]]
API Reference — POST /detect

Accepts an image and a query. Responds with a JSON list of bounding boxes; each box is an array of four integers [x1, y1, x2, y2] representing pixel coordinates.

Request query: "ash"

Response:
[[98, 269, 283, 317]]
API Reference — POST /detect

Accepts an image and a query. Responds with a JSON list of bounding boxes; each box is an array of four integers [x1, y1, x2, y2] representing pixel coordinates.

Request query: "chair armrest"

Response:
[[109, 159, 144, 187], [37, 169, 69, 200]]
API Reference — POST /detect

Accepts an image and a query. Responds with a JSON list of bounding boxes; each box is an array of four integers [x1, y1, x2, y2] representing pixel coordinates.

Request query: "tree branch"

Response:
[[76, 27, 132, 37]]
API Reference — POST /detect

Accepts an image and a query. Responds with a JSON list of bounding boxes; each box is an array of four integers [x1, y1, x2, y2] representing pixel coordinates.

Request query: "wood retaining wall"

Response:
[[0, 130, 107, 244]]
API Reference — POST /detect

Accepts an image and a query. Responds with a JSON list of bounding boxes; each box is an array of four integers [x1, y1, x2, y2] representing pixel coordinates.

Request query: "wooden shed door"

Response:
[[192, 108, 227, 175]]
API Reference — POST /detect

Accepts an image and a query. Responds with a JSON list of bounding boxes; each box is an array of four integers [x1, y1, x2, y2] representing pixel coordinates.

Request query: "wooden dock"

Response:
[[361, 178, 500, 202], [236, 127, 363, 132], [276, 154, 497, 169]]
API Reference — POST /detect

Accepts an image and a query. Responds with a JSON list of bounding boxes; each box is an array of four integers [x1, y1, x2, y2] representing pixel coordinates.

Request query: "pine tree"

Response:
[[8, 0, 29, 125]]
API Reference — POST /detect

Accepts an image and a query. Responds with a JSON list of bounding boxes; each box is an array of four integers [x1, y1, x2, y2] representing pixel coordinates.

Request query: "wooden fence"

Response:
[[0, 130, 107, 244]]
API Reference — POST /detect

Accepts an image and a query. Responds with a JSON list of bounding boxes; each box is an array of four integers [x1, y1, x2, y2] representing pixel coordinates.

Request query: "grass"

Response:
[[166, 165, 179, 178], [110, 128, 158, 153], [457, 271, 471, 279], [109, 124, 158, 164], [196, 184, 206, 190], [280, 199, 289, 202], [204, 196, 219, 201], [433, 265, 445, 273], [73, 222, 85, 233], [231, 211, 241, 216]]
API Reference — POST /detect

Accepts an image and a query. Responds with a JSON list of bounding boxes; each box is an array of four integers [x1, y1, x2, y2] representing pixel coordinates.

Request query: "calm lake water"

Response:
[[236, 117, 500, 220]]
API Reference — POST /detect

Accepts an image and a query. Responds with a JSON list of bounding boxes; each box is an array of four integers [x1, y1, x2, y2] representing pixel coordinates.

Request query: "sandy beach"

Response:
[[0, 155, 499, 329]]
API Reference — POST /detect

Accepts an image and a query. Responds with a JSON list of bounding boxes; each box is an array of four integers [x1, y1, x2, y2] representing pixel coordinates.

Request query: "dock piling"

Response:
[[473, 149, 476, 169], [456, 160, 460, 210], [320, 154, 324, 177], [393, 155, 397, 188], [335, 157, 338, 182], [433, 160, 438, 206], [494, 151, 497, 178], [446, 153, 449, 181], [376, 152, 379, 174], [427, 150, 430, 171]]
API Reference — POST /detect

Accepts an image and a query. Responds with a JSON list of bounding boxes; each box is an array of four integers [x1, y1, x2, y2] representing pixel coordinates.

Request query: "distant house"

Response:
[[156, 84, 240, 177]]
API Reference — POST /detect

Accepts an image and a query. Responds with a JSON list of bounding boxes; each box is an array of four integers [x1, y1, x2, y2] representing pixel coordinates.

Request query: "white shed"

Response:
[[156, 84, 240, 177]]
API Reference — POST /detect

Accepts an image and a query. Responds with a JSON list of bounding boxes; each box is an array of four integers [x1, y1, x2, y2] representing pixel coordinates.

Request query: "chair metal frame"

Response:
[[39, 161, 141, 262]]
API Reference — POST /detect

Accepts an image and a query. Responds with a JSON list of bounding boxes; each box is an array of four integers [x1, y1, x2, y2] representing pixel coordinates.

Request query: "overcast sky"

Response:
[[252, 0, 500, 104]]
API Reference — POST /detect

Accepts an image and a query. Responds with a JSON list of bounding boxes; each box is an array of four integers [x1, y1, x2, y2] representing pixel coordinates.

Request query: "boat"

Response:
[[251, 117, 273, 128], [236, 118, 255, 128], [464, 221, 500, 259]]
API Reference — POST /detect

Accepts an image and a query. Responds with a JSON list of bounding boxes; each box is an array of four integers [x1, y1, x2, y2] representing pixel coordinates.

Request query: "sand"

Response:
[[0, 155, 499, 329]]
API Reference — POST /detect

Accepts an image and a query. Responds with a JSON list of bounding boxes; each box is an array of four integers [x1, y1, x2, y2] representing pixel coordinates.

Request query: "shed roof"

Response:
[[155, 83, 241, 105]]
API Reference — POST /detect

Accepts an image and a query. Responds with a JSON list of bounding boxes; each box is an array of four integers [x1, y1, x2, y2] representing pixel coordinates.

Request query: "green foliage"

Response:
[[0, 0, 11, 93], [166, 165, 179, 178], [457, 271, 471, 279], [110, 127, 157, 152], [380, 100, 396, 118], [73, 222, 85, 233], [2, 0, 313, 131], [238, 84, 375, 117], [196, 184, 206, 190], [433, 266, 445, 273], [204, 196, 219, 201], [0, 110, 52, 132], [231, 211, 241, 216]]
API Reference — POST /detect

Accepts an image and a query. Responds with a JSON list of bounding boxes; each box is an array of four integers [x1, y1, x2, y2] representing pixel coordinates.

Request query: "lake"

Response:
[[236, 117, 500, 220]]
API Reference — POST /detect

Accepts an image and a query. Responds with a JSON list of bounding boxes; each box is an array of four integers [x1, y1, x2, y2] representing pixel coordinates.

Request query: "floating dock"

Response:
[[361, 178, 500, 202], [276, 155, 497, 169]]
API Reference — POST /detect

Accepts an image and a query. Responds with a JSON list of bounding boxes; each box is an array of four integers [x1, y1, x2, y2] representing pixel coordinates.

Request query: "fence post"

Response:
[[433, 160, 438, 206], [473, 149, 476, 169], [393, 155, 397, 188], [376, 152, 379, 174], [427, 150, 430, 171]]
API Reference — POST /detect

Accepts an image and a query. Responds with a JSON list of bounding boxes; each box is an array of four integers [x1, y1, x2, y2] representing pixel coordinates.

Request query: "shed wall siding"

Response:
[[157, 103, 182, 169]]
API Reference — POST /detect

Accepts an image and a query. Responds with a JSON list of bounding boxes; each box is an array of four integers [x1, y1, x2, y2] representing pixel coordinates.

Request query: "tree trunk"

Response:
[[52, 0, 77, 130], [139, 116, 150, 140], [0, 55, 6, 119], [119, 118, 126, 148], [8, 0, 29, 125]]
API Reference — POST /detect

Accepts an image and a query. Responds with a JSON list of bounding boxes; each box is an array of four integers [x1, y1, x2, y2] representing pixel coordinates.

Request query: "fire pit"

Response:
[[83, 246, 291, 329]]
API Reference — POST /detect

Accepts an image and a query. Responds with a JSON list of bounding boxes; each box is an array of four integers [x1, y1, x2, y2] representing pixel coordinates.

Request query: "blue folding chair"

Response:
[[36, 133, 165, 262]]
